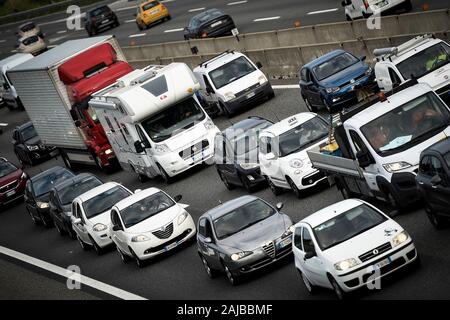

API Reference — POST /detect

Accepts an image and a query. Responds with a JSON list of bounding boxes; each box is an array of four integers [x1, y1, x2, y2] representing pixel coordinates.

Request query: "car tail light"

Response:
[[364, 0, 369, 9], [201, 32, 208, 38]]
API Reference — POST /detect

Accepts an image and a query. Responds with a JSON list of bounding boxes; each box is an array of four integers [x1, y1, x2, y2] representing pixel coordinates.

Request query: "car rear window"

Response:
[[142, 1, 160, 11], [90, 6, 111, 16], [23, 36, 38, 45]]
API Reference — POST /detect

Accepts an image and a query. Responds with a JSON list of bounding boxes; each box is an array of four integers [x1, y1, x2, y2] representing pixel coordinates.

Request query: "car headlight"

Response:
[[37, 201, 49, 209], [230, 251, 253, 261], [392, 230, 409, 247], [105, 148, 113, 155], [258, 75, 268, 85], [203, 118, 216, 130], [154, 143, 170, 155], [224, 92, 236, 101], [27, 145, 39, 151], [239, 162, 259, 170], [289, 159, 303, 168], [334, 258, 360, 271], [177, 211, 188, 225], [326, 87, 340, 94], [20, 172, 27, 180], [132, 234, 150, 242], [282, 225, 295, 238], [93, 223, 107, 232], [383, 162, 412, 173], [365, 67, 373, 76]]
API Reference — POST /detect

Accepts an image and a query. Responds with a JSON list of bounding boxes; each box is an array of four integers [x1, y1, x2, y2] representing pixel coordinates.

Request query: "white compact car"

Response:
[[341, 0, 412, 21], [109, 188, 196, 267], [259, 113, 329, 198], [293, 199, 418, 299], [71, 182, 132, 254]]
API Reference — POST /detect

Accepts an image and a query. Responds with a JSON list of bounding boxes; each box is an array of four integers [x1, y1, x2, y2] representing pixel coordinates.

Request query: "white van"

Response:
[[89, 63, 220, 183], [374, 34, 450, 104], [193, 50, 274, 117], [0, 53, 34, 110], [341, 0, 412, 21]]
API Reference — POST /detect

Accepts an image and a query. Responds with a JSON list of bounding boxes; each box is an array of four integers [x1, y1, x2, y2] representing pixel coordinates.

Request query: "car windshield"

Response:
[[142, 1, 159, 11], [33, 170, 74, 197], [141, 97, 206, 143], [313, 204, 387, 251], [214, 199, 276, 240], [313, 52, 359, 81], [209, 56, 256, 89], [21, 125, 38, 141], [361, 92, 450, 156], [397, 42, 450, 80], [83, 186, 130, 219], [23, 36, 38, 45], [0, 160, 17, 178], [91, 6, 110, 16], [278, 117, 329, 157], [120, 191, 175, 228], [58, 176, 102, 205], [191, 10, 223, 27], [231, 121, 272, 156]]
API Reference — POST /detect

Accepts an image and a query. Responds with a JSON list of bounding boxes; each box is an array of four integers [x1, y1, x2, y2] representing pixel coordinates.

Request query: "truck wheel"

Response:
[[157, 164, 172, 184]]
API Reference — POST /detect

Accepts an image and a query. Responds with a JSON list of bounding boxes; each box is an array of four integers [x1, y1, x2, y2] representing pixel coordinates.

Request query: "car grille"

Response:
[[0, 180, 18, 193], [263, 241, 276, 258], [144, 229, 192, 254], [339, 73, 368, 89], [359, 242, 392, 262], [179, 140, 209, 160], [152, 222, 174, 239], [301, 171, 326, 186], [235, 83, 260, 98]]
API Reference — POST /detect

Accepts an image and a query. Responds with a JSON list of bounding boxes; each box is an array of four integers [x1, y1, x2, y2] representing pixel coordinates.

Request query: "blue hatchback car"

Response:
[[299, 50, 375, 113]]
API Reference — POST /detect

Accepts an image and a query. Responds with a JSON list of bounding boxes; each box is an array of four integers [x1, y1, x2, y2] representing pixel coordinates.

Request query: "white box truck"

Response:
[[89, 63, 220, 183], [6, 36, 128, 170]]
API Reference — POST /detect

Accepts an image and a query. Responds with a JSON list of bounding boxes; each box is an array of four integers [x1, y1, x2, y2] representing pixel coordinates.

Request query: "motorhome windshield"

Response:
[[396, 42, 450, 80], [141, 96, 206, 143], [361, 92, 450, 156]]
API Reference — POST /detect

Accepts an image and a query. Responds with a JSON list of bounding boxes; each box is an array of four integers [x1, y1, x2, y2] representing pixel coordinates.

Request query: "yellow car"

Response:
[[136, 0, 171, 30]]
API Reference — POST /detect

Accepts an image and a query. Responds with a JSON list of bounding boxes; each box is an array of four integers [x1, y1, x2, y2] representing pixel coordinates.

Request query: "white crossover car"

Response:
[[293, 199, 418, 299], [259, 113, 329, 198], [71, 182, 132, 254], [109, 187, 196, 268]]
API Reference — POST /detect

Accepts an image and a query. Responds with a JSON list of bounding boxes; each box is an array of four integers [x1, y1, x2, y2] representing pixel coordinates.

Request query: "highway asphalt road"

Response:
[[0, 0, 448, 59], [1, 87, 450, 300]]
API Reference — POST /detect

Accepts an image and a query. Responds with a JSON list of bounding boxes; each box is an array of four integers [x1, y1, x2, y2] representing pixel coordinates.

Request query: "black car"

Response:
[[85, 5, 119, 36], [49, 173, 103, 238], [184, 9, 236, 40], [215, 117, 273, 192], [25, 166, 75, 227], [12, 122, 57, 166], [416, 138, 450, 229]]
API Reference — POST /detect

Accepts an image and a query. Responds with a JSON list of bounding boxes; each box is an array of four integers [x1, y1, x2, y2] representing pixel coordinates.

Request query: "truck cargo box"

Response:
[[58, 43, 117, 84]]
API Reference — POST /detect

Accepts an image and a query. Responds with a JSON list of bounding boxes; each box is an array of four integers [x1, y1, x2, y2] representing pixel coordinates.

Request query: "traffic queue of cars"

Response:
[[0, 32, 449, 299]]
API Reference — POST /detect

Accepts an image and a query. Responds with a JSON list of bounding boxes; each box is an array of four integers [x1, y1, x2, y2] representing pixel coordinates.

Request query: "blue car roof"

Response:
[[303, 49, 347, 69]]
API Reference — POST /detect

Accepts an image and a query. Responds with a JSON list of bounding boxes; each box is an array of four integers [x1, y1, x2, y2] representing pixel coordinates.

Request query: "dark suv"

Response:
[[184, 9, 236, 40], [85, 5, 119, 36]]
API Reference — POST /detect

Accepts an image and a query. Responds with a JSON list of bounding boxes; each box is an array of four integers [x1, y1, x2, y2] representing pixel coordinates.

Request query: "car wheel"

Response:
[[157, 164, 172, 184], [201, 256, 218, 278], [25, 152, 34, 166], [330, 276, 346, 300], [90, 236, 103, 256], [77, 235, 89, 251], [130, 248, 145, 268], [322, 98, 332, 113], [166, 15, 171, 21], [299, 270, 316, 294], [27, 208, 38, 225], [425, 204, 447, 230], [287, 176, 302, 199], [183, 35, 188, 41], [346, 15, 352, 22], [218, 171, 234, 190], [267, 177, 283, 196], [224, 265, 239, 286], [219, 101, 232, 118], [69, 227, 77, 240], [41, 215, 52, 228], [137, 22, 144, 30], [116, 246, 130, 263], [55, 222, 65, 236], [138, 174, 149, 183], [303, 97, 317, 113]]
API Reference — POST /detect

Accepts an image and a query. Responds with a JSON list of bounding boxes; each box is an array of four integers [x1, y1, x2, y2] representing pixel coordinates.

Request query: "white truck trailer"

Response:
[[89, 62, 220, 183]]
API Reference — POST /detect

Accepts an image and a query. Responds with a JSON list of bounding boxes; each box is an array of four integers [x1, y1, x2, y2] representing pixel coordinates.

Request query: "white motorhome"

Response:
[[90, 63, 220, 183], [374, 34, 450, 104], [0, 53, 34, 110], [341, 0, 411, 21]]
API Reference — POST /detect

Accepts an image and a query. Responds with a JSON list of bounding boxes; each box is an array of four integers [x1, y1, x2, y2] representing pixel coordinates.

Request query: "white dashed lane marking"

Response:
[[129, 33, 146, 38], [228, 0, 248, 5], [164, 28, 184, 33], [307, 8, 339, 15], [188, 7, 205, 13], [253, 16, 281, 22]]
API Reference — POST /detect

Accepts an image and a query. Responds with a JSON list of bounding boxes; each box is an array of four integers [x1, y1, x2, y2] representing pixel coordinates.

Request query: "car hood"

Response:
[[89, 210, 112, 226], [36, 193, 50, 203], [219, 213, 292, 252], [0, 169, 22, 186], [321, 219, 404, 263], [418, 62, 450, 91], [279, 136, 328, 164], [217, 70, 263, 96], [319, 61, 369, 87], [125, 205, 183, 234]]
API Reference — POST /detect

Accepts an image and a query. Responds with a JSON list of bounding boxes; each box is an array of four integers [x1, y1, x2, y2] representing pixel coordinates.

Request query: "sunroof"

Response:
[[141, 75, 168, 97]]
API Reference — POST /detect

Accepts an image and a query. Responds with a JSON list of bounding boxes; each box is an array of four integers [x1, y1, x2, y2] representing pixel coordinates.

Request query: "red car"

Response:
[[0, 157, 28, 208]]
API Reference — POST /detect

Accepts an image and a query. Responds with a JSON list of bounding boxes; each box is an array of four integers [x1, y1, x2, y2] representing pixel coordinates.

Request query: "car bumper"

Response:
[[223, 82, 273, 113], [91, 230, 113, 248], [290, 167, 328, 190], [0, 181, 26, 206], [336, 241, 417, 292], [202, 21, 236, 38], [94, 18, 117, 30], [326, 76, 377, 110], [130, 215, 196, 260], [30, 147, 58, 161], [238, 167, 266, 186]]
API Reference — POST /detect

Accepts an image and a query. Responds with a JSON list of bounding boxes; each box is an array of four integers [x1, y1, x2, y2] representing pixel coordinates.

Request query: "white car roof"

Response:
[[301, 199, 367, 228], [383, 38, 444, 65], [114, 187, 163, 211], [194, 51, 248, 73], [260, 112, 317, 137], [76, 181, 122, 202]]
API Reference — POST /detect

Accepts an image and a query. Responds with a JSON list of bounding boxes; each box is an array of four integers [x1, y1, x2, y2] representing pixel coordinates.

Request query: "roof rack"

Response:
[[373, 34, 435, 62], [130, 65, 164, 86], [199, 50, 235, 68]]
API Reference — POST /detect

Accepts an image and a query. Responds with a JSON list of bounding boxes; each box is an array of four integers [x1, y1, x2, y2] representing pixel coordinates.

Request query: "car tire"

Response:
[[218, 171, 234, 190], [77, 235, 89, 251], [268, 89, 275, 100], [224, 265, 239, 286], [322, 98, 332, 113], [157, 164, 172, 184], [346, 15, 352, 22], [201, 256, 219, 278], [17, 98, 25, 111], [287, 176, 302, 199], [219, 101, 232, 118], [267, 177, 283, 196], [27, 208, 38, 225], [130, 248, 145, 268], [330, 276, 346, 300], [68, 226, 77, 240], [138, 174, 149, 183], [303, 97, 318, 113], [116, 246, 131, 263], [166, 15, 172, 21], [90, 236, 103, 256], [41, 215, 52, 228], [55, 222, 65, 236], [425, 204, 447, 230], [298, 269, 316, 294], [137, 22, 144, 31]]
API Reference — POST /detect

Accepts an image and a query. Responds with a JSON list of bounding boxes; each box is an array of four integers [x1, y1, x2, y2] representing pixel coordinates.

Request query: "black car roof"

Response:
[[423, 138, 450, 156], [53, 173, 100, 191], [16, 121, 33, 131], [203, 195, 260, 220], [192, 8, 224, 20], [223, 117, 272, 140], [30, 166, 73, 182]]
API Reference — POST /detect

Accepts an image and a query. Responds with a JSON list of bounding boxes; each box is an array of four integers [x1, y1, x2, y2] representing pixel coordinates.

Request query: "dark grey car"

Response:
[[197, 195, 293, 285]]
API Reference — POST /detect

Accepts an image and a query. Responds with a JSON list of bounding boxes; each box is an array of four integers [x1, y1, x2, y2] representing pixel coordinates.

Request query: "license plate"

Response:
[[101, 19, 109, 24], [151, 9, 160, 14], [6, 190, 16, 197], [165, 242, 178, 251], [192, 151, 204, 163], [278, 237, 292, 248], [374, 257, 391, 269], [211, 21, 222, 28], [246, 91, 256, 99]]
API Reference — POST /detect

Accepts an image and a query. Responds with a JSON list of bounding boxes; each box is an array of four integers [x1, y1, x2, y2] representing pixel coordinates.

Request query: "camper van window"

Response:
[[136, 125, 151, 148], [141, 75, 168, 97], [141, 97, 206, 143]]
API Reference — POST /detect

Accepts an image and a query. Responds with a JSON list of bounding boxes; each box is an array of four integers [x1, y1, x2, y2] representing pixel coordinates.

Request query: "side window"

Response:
[[203, 75, 214, 91], [419, 156, 432, 177], [111, 210, 122, 227], [136, 125, 151, 148], [25, 181, 33, 198], [198, 218, 206, 237], [205, 220, 213, 239], [294, 227, 303, 250], [259, 136, 272, 155], [76, 203, 85, 223], [349, 130, 368, 154], [72, 202, 78, 218], [430, 156, 446, 180], [388, 67, 402, 87], [302, 228, 315, 253]]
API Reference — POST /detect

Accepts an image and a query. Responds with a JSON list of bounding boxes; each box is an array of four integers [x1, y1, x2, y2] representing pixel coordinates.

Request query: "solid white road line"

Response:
[[116, 6, 136, 12], [0, 40, 6, 43], [125, 19, 136, 23], [228, 0, 248, 5], [307, 8, 339, 15], [0, 123, 8, 127], [188, 7, 205, 12], [49, 35, 68, 44], [272, 84, 300, 89], [0, 245, 147, 300], [164, 28, 184, 33], [129, 33, 146, 38], [253, 16, 280, 22], [10, 50, 17, 53], [57, 30, 67, 34]]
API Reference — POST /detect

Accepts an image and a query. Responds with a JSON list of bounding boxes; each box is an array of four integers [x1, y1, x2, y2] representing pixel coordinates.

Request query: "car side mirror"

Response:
[[255, 61, 263, 69], [134, 140, 145, 153], [112, 225, 122, 232], [276, 202, 284, 211], [431, 175, 443, 186], [360, 55, 367, 61], [206, 86, 215, 94], [74, 120, 81, 127], [204, 237, 212, 244], [304, 250, 316, 260], [73, 218, 81, 225], [2, 83, 8, 90], [174, 194, 182, 202], [356, 150, 372, 168]]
